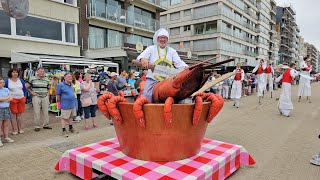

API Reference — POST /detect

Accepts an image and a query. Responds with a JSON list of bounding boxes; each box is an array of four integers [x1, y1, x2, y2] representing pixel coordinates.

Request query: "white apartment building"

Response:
[[276, 4, 301, 65], [0, 0, 82, 76], [160, 0, 278, 69], [305, 42, 319, 73]]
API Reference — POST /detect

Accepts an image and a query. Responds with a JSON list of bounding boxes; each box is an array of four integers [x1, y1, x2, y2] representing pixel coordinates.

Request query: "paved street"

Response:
[[0, 83, 319, 180]]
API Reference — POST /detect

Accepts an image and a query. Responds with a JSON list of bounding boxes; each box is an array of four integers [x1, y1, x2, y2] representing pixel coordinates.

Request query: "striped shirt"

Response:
[[28, 76, 50, 98]]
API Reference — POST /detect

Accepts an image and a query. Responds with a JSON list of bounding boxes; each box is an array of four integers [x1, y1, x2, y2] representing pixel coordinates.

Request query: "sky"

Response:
[[276, 0, 320, 50]]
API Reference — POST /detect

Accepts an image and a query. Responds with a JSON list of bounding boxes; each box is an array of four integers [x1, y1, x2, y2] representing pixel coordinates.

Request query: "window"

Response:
[[65, 23, 75, 43], [16, 16, 62, 41], [184, 41, 190, 48], [170, 0, 180, 5], [170, 12, 180, 21], [108, 29, 123, 47], [193, 4, 218, 19], [184, 9, 191, 16], [221, 39, 232, 51], [126, 34, 152, 46], [206, 21, 217, 33], [131, 6, 155, 30], [96, 0, 107, 18], [0, 10, 11, 35], [170, 43, 179, 50], [64, 0, 76, 5], [89, 26, 124, 48], [89, 26, 106, 49], [194, 23, 204, 35], [184, 25, 191, 32], [193, 39, 217, 51], [54, 0, 77, 6], [160, 15, 167, 22], [194, 0, 207, 3], [170, 27, 180, 35]]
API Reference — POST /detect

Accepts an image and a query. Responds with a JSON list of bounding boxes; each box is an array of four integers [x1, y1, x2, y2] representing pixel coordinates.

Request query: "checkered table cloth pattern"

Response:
[[55, 138, 255, 180]]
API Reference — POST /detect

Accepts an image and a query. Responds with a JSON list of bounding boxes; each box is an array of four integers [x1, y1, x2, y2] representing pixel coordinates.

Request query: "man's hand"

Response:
[[141, 58, 150, 69], [31, 91, 37, 97]]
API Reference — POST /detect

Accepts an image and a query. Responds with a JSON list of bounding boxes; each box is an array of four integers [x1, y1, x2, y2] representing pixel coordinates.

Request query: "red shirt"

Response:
[[234, 68, 242, 81], [257, 65, 264, 74], [282, 68, 293, 83], [265, 66, 272, 74]]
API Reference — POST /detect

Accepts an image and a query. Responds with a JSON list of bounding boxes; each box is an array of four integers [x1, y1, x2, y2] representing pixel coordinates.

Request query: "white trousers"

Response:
[[278, 82, 293, 116], [297, 71, 311, 97], [257, 74, 266, 97], [266, 73, 273, 92], [231, 81, 242, 107], [222, 86, 229, 99]]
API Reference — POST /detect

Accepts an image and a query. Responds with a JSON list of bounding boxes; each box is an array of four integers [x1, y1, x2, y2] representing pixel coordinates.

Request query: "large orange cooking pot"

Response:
[[112, 102, 211, 162]]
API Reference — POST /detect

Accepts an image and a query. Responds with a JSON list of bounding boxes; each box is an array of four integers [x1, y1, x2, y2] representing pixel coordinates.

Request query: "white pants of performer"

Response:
[[266, 73, 273, 92], [297, 71, 311, 97], [222, 85, 229, 99], [257, 74, 266, 97], [231, 80, 242, 107], [278, 82, 293, 116]]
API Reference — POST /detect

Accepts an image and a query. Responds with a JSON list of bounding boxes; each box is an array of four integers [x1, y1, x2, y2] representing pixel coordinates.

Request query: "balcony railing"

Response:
[[194, 28, 218, 35], [221, 27, 233, 36], [228, 0, 245, 10], [248, 0, 257, 6], [87, 0, 159, 32], [192, 8, 219, 19]]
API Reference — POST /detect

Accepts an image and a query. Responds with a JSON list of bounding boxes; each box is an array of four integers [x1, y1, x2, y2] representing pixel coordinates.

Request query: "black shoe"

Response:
[[34, 127, 41, 132], [43, 126, 52, 130]]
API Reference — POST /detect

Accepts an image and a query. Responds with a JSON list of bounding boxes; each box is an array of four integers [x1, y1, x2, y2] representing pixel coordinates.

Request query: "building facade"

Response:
[[0, 0, 80, 76], [79, 0, 168, 70], [305, 42, 319, 73], [160, 0, 278, 69], [276, 4, 301, 65]]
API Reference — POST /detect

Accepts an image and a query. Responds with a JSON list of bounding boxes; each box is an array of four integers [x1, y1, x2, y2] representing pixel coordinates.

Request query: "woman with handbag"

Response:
[[80, 74, 99, 130]]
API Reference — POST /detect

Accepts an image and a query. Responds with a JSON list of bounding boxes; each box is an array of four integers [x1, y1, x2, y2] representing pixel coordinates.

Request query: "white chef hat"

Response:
[[153, 28, 169, 45]]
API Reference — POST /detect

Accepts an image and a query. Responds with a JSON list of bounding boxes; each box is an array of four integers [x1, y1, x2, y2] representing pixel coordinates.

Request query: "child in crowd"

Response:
[[0, 77, 14, 146]]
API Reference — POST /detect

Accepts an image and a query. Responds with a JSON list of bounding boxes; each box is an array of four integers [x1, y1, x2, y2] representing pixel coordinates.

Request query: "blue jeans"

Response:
[[76, 94, 83, 116], [83, 105, 97, 119]]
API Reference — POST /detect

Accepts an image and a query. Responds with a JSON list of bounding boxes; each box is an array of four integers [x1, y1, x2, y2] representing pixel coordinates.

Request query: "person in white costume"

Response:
[[137, 28, 188, 102], [230, 63, 245, 108], [265, 61, 275, 98], [276, 63, 299, 117], [298, 56, 312, 103], [252, 59, 267, 104]]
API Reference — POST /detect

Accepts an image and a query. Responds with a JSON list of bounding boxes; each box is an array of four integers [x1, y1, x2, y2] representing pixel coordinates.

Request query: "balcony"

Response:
[[228, 0, 245, 10], [270, 7, 276, 15], [221, 27, 233, 36], [192, 7, 219, 20], [243, 22, 257, 32], [271, 35, 277, 41], [87, 0, 159, 33], [248, 0, 257, 7], [194, 27, 218, 36], [270, 16, 276, 24], [139, 0, 168, 11], [244, 50, 257, 57]]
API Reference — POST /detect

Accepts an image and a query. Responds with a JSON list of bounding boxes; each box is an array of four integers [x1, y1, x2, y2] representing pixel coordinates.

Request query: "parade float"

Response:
[[54, 57, 255, 180], [96, 57, 228, 161]]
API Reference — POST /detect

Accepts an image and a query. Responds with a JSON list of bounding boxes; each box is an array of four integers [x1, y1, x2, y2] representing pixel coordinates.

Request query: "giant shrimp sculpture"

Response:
[[97, 56, 234, 161]]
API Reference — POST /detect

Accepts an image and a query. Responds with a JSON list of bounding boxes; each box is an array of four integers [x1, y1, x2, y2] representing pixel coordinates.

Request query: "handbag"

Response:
[[81, 97, 92, 107]]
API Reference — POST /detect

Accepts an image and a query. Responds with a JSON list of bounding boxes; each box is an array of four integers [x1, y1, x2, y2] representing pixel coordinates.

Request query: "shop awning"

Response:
[[10, 52, 119, 69]]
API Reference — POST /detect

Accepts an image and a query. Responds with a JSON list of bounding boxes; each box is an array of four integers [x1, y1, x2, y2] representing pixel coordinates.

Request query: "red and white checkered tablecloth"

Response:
[[55, 138, 255, 180]]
